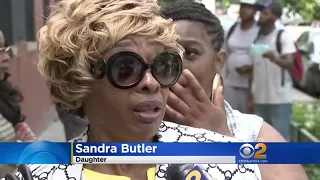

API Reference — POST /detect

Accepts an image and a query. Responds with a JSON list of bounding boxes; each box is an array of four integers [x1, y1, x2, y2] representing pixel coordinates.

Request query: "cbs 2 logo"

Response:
[[184, 167, 211, 180], [185, 170, 202, 180], [239, 143, 267, 159]]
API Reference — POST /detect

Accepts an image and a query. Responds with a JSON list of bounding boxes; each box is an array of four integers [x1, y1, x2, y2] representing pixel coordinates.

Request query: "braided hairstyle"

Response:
[[161, 1, 224, 52]]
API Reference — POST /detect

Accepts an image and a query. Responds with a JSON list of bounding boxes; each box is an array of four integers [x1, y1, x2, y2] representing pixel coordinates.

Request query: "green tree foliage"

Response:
[[292, 103, 320, 180], [280, 0, 318, 20], [314, 5, 320, 20], [218, 0, 320, 20]]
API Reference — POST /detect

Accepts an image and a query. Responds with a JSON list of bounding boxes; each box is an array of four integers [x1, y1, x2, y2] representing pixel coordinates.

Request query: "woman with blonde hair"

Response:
[[5, 0, 261, 179]]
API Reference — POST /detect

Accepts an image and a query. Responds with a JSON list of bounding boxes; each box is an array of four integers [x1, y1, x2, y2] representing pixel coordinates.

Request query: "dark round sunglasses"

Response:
[[0, 46, 11, 53], [0, 47, 13, 57], [91, 51, 183, 89]]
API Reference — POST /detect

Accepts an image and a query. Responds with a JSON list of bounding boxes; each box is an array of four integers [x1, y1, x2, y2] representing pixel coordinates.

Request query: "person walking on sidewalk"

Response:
[[250, 1, 296, 140], [223, 0, 259, 113]]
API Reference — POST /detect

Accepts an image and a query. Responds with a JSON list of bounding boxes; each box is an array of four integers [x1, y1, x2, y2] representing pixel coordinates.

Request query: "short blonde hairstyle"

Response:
[[38, 0, 183, 113]]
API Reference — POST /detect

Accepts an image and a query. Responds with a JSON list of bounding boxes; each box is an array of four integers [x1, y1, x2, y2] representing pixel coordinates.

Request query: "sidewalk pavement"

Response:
[[38, 88, 318, 142], [292, 88, 318, 104]]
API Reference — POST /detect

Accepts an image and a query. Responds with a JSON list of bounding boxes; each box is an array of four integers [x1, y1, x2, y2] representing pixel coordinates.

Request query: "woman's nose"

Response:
[[135, 71, 160, 93]]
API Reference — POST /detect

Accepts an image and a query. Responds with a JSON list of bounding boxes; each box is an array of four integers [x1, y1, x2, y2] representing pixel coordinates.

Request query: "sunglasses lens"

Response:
[[0, 47, 12, 57], [111, 55, 143, 86], [152, 52, 181, 86]]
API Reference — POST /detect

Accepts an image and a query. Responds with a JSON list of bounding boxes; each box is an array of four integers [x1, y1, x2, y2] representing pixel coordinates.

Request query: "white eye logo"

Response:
[[239, 144, 255, 159]]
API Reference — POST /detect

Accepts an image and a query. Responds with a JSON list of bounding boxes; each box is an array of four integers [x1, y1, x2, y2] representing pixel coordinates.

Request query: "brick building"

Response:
[[0, 0, 57, 135]]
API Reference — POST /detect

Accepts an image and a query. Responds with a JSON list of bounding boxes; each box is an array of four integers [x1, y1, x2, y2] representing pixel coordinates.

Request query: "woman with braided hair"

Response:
[[161, 1, 307, 180]]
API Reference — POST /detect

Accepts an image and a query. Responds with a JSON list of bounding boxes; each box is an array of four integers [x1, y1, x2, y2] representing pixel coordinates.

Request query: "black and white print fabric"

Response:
[[4, 119, 262, 180], [156, 122, 262, 180]]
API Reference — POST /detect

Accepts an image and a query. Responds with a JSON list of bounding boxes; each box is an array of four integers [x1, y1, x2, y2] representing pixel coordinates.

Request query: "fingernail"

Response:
[[219, 85, 224, 92], [213, 74, 221, 88], [215, 73, 220, 80]]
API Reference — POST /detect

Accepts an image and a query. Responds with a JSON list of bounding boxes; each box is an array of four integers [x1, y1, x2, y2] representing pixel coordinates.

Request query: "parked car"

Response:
[[296, 28, 320, 96]]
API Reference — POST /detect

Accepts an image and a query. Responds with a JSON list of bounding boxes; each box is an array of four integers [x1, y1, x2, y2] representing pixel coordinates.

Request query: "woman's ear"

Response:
[[215, 50, 226, 72]]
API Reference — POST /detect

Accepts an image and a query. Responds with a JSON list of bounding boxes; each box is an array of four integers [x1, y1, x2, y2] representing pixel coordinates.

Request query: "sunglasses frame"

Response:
[[92, 51, 183, 89], [0, 46, 11, 53], [0, 46, 13, 58]]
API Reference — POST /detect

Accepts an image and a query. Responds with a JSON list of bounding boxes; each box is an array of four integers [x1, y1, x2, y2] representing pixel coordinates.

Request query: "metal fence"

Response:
[[290, 122, 319, 142]]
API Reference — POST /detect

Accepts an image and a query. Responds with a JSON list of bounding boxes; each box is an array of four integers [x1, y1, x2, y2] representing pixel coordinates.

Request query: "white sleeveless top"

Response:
[[225, 101, 263, 142]]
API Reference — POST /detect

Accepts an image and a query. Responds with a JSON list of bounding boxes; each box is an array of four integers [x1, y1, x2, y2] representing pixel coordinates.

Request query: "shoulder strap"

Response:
[[276, 29, 285, 86], [276, 29, 284, 54], [226, 22, 238, 41], [253, 29, 262, 43]]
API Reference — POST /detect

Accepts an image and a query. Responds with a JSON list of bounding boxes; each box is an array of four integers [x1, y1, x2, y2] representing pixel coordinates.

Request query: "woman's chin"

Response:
[[128, 123, 161, 142]]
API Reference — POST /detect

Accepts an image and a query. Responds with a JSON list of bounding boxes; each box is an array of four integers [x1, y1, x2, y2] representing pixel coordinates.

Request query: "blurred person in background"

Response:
[[255, 12, 285, 29], [0, 30, 36, 142], [222, 0, 259, 113], [0, 31, 36, 177], [161, 1, 307, 180], [250, 1, 295, 141]]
